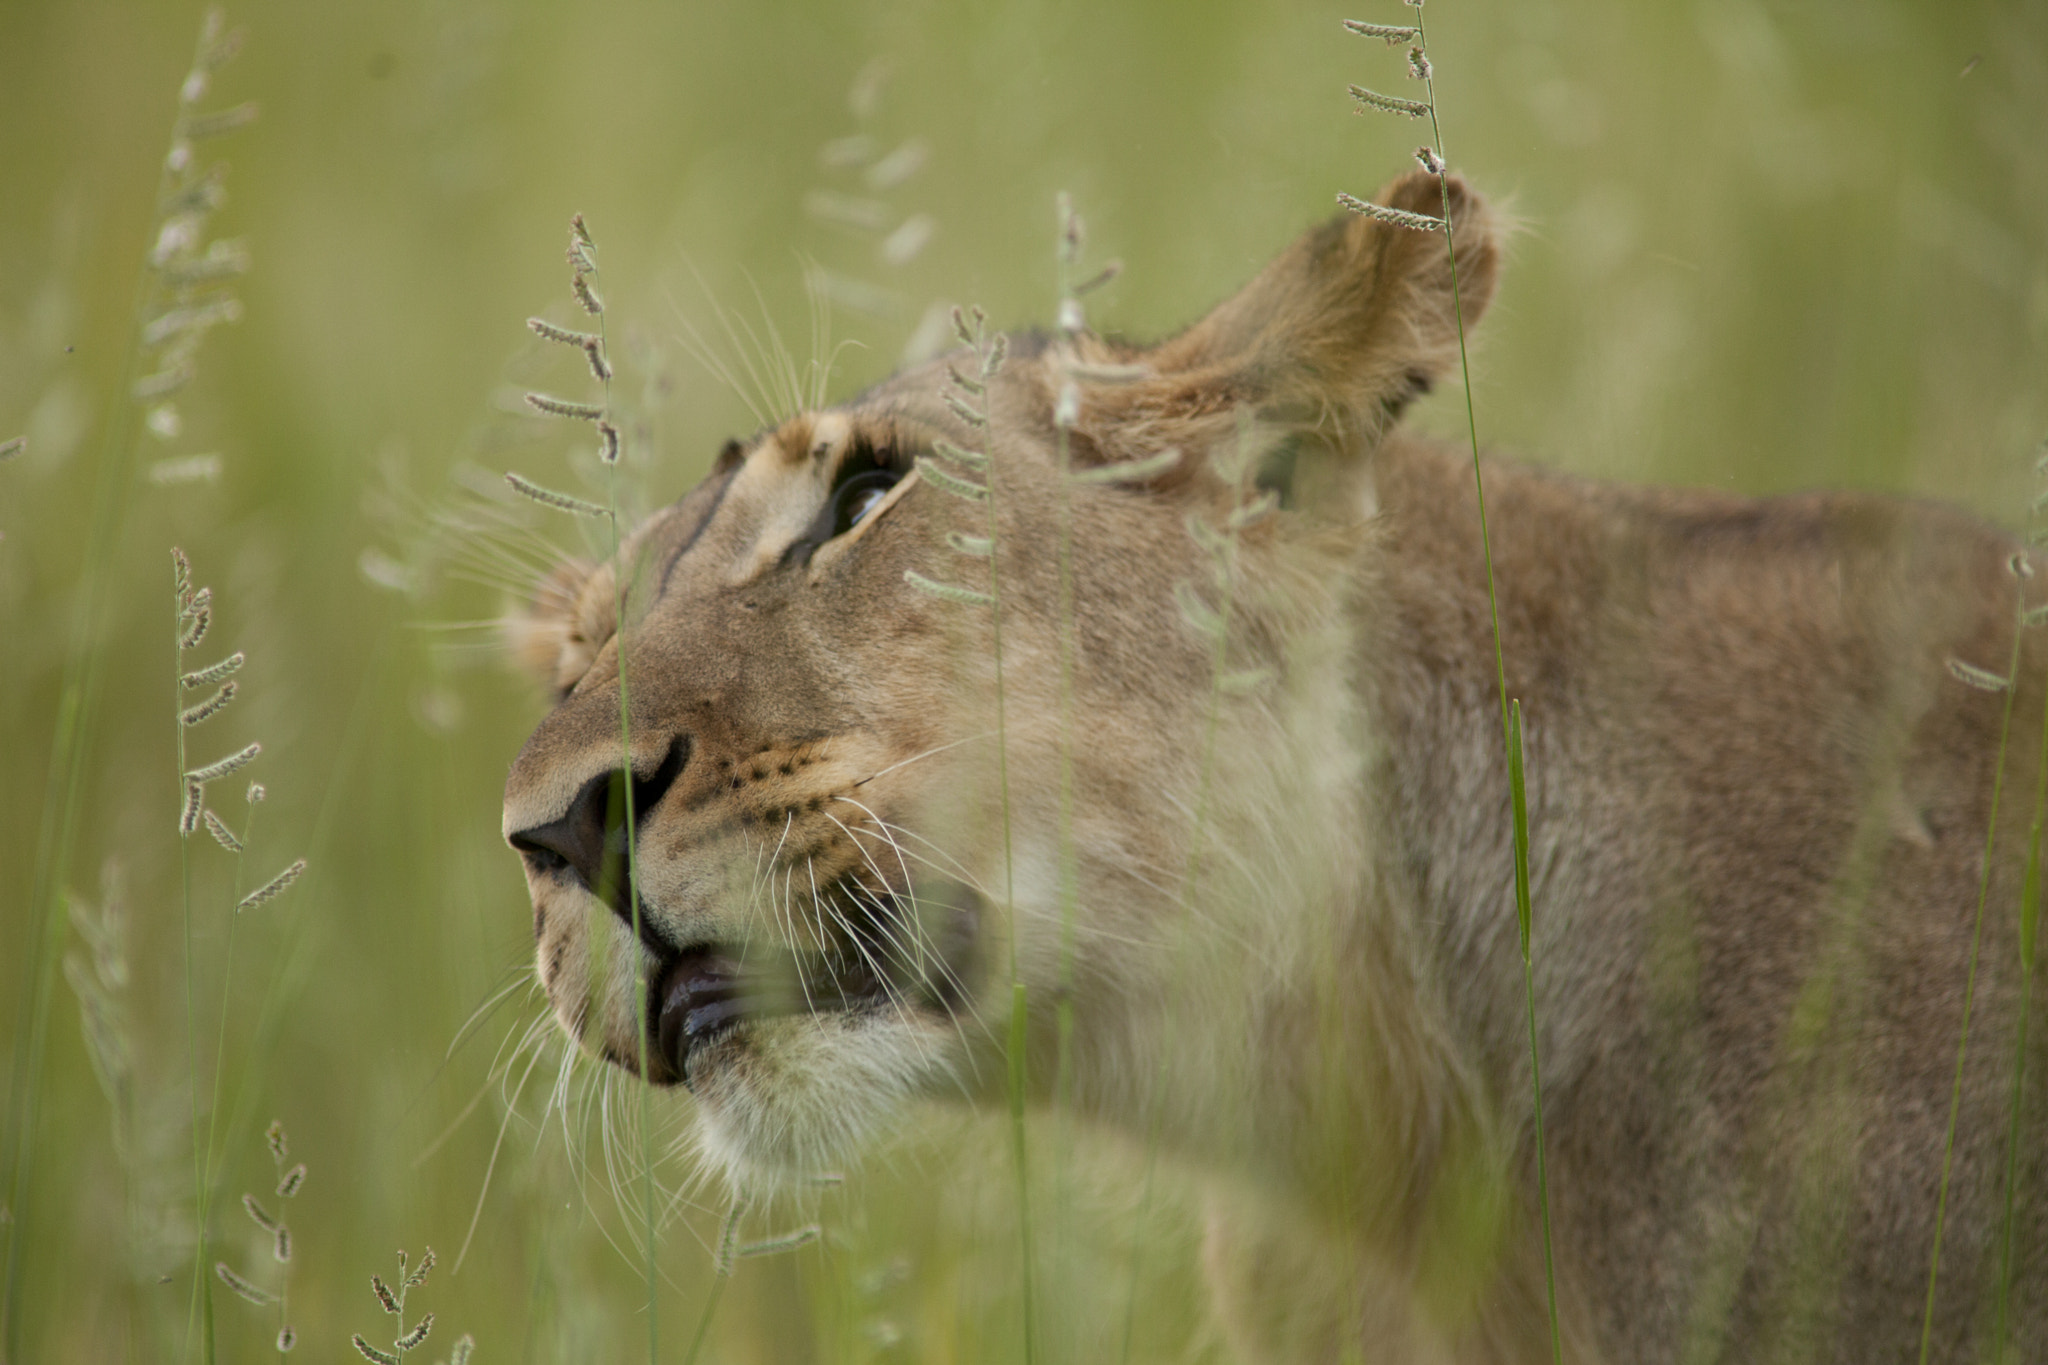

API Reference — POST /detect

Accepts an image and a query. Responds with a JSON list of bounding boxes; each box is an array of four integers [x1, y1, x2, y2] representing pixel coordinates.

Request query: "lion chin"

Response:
[[684, 1012, 954, 1186]]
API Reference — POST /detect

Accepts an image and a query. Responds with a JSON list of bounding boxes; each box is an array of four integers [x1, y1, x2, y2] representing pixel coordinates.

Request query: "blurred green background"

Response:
[[1, 1, 2043, 1361]]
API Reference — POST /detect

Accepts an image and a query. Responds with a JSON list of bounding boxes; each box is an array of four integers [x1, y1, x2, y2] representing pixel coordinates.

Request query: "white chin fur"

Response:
[[688, 1010, 953, 1189]]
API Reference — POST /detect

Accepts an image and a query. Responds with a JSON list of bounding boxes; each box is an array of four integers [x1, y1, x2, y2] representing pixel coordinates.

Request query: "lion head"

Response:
[[501, 169, 1499, 1186]]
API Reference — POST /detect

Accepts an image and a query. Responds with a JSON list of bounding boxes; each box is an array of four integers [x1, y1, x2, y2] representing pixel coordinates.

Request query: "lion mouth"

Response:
[[646, 880, 982, 1088]]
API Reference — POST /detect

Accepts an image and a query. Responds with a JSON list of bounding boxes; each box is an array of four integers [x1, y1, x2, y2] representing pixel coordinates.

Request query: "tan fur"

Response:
[[501, 170, 2047, 1362]]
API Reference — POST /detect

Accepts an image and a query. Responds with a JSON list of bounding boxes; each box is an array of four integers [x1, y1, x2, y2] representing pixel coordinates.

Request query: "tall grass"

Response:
[[1344, 8, 1561, 1358], [3, 15, 253, 1354], [3, 3, 2042, 1361]]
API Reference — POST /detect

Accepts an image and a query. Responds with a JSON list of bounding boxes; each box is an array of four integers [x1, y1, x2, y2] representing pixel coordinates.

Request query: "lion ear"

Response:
[[1070, 170, 1499, 478], [504, 557, 602, 692]]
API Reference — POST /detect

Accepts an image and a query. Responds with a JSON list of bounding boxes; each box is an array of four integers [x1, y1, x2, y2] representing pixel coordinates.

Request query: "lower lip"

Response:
[[654, 950, 745, 1087]]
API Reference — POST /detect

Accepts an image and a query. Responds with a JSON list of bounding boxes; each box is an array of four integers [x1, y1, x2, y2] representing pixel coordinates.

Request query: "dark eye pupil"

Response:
[[848, 487, 887, 524], [831, 470, 900, 537]]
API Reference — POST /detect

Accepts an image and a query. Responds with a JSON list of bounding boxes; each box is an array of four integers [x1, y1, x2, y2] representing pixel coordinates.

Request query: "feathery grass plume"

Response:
[[736, 1226, 822, 1258], [1343, 10, 1561, 1360], [352, 1248, 453, 1363], [237, 859, 306, 912], [171, 559, 302, 1365], [524, 213, 658, 1362], [912, 455, 989, 502], [149, 453, 225, 485], [0, 436, 23, 461], [181, 682, 237, 727], [1946, 658, 2012, 692], [903, 569, 995, 605], [522, 393, 604, 423], [502, 472, 607, 519], [202, 810, 242, 853], [803, 60, 949, 363], [1343, 18, 1419, 42], [186, 742, 261, 786], [216, 1263, 275, 1306], [1335, 191, 1445, 233], [1414, 145, 1447, 175], [1348, 83, 1431, 118], [182, 651, 245, 690], [1066, 447, 1181, 485], [526, 318, 598, 348]]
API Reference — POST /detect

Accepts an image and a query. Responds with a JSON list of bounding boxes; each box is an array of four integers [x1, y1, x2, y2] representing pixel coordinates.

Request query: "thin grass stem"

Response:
[[1408, 13, 1564, 1360], [1917, 588, 2028, 1362], [1992, 642, 2048, 1358]]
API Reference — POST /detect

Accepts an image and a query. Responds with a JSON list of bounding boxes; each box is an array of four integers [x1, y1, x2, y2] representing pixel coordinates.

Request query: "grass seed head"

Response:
[[1415, 145, 1447, 175], [276, 1161, 305, 1197], [1342, 19, 1420, 43], [523, 392, 604, 423], [203, 809, 243, 852], [247, 781, 266, 804], [405, 1247, 436, 1288], [179, 783, 205, 836], [1054, 381, 1081, 429], [0, 436, 24, 462], [353, 1334, 399, 1365], [1349, 84, 1431, 118], [181, 651, 245, 689], [1407, 46, 1432, 80], [149, 453, 225, 485], [215, 1261, 275, 1306], [179, 606, 211, 651], [276, 1326, 296, 1353], [267, 1120, 288, 1162], [186, 741, 260, 784], [504, 472, 608, 518], [903, 569, 994, 607], [1336, 191, 1446, 233], [526, 317, 597, 349], [1947, 657, 2012, 692], [180, 681, 237, 727], [395, 1313, 433, 1352], [372, 1274, 399, 1315], [237, 858, 306, 912], [243, 1193, 279, 1232]]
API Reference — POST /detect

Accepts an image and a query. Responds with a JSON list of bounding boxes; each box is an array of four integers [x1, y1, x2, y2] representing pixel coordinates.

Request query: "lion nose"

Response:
[[507, 735, 689, 908], [509, 770, 618, 894]]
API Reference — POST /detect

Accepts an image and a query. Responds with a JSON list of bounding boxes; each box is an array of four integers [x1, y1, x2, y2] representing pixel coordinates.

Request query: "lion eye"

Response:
[[829, 469, 901, 538]]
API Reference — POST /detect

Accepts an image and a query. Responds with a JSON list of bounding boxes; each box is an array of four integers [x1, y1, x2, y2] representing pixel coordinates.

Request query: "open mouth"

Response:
[[644, 879, 982, 1088]]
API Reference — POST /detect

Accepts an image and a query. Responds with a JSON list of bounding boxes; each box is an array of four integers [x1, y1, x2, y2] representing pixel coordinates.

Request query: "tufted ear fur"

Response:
[[505, 556, 606, 693], [1066, 169, 1499, 484]]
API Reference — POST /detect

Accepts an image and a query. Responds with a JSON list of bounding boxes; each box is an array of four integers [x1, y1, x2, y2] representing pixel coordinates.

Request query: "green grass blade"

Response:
[[1917, 613, 2026, 1363]]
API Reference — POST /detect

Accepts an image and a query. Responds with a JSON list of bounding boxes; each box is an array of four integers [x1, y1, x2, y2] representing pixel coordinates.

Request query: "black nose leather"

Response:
[[509, 736, 688, 909], [510, 770, 618, 895]]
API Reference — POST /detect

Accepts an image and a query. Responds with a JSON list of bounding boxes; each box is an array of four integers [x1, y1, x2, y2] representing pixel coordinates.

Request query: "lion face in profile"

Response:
[[501, 169, 1498, 1186], [502, 162, 2048, 1361]]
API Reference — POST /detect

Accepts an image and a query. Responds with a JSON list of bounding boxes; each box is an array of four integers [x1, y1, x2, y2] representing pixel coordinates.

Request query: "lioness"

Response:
[[502, 170, 2045, 1362]]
